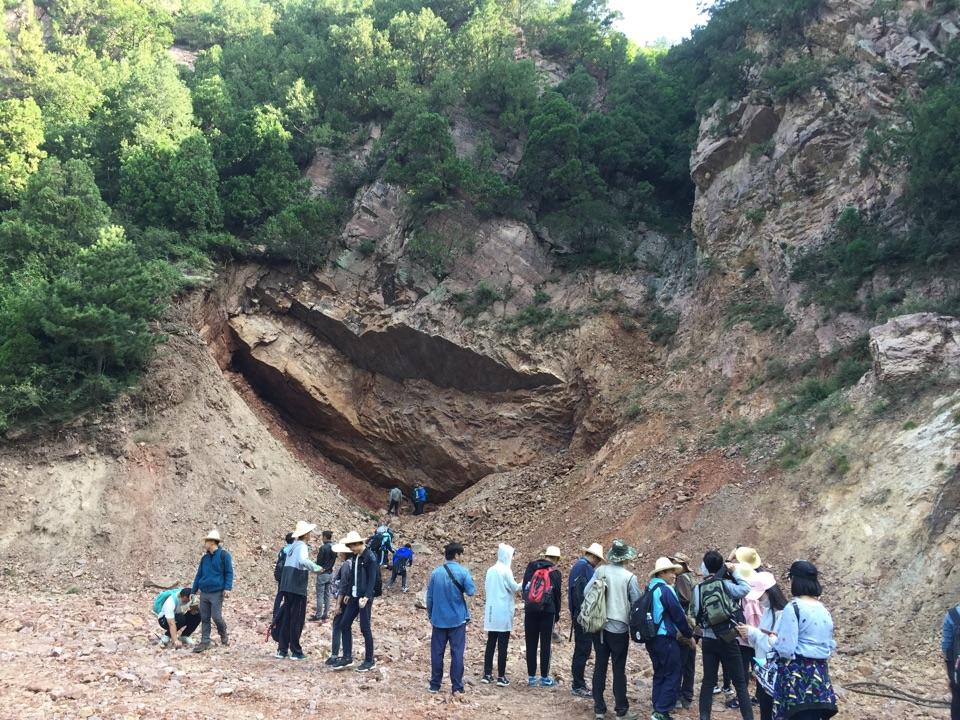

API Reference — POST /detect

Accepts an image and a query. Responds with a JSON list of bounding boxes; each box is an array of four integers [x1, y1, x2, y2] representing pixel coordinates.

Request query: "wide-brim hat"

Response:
[[671, 552, 692, 568], [340, 530, 365, 546], [607, 540, 638, 563], [331, 543, 350, 554], [747, 571, 777, 601], [650, 556, 684, 578], [542, 546, 562, 560], [292, 520, 317, 539], [583, 543, 604, 561], [735, 546, 762, 570], [204, 529, 221, 542]]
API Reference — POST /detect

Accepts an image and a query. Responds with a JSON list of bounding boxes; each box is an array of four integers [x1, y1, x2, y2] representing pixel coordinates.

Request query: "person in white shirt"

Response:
[[157, 588, 200, 647]]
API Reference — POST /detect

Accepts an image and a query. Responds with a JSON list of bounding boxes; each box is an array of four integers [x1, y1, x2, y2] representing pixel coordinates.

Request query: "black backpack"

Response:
[[629, 584, 663, 644], [369, 533, 385, 553], [273, 548, 286, 583], [373, 566, 383, 598]]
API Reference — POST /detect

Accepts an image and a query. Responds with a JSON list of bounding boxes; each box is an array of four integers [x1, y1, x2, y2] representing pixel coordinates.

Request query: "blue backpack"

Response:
[[153, 588, 181, 615]]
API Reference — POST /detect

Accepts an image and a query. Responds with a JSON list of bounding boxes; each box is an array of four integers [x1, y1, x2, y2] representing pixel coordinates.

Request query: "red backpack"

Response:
[[524, 567, 554, 611]]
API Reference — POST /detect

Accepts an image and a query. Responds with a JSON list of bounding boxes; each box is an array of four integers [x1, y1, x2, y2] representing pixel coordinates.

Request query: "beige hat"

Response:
[[331, 543, 350, 554], [543, 546, 562, 560], [340, 530, 365, 546], [292, 520, 317, 539], [204, 529, 222, 543], [671, 552, 692, 568], [650, 556, 684, 578], [735, 547, 762, 570], [583, 543, 604, 561]]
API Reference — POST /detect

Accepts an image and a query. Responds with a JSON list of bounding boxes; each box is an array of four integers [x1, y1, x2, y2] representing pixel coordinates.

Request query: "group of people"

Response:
[[424, 540, 840, 720], [386, 484, 429, 516]]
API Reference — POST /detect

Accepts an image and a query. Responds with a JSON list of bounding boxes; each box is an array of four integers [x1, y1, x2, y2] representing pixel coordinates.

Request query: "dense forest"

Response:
[[0, 0, 958, 431]]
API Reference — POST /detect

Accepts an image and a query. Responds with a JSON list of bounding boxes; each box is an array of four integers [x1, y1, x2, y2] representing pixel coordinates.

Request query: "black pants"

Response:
[[389, 565, 407, 589], [331, 609, 345, 656], [571, 619, 597, 690], [342, 597, 374, 663], [277, 591, 307, 655], [484, 631, 510, 677], [699, 636, 754, 720], [388, 500, 399, 515], [414, 500, 424, 515], [158, 612, 201, 638], [524, 611, 554, 677], [592, 630, 629, 717], [953, 681, 960, 720], [758, 685, 773, 720], [740, 644, 756, 688], [680, 638, 697, 702]]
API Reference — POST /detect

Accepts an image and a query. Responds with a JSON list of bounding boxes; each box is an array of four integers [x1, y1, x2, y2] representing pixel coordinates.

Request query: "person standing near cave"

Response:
[[388, 486, 402, 516], [334, 530, 378, 672], [275, 521, 323, 660], [413, 483, 428, 515], [522, 546, 563, 688], [310, 530, 336, 622], [191, 529, 233, 653]]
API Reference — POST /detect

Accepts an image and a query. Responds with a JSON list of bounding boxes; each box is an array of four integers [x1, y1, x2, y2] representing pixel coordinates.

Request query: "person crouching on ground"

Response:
[[585, 540, 640, 720], [389, 543, 414, 592], [275, 521, 323, 660], [646, 557, 695, 720], [191, 529, 233, 653], [482, 543, 522, 687], [334, 530, 378, 672], [427, 542, 476, 694], [522, 546, 563, 688], [155, 588, 200, 648]]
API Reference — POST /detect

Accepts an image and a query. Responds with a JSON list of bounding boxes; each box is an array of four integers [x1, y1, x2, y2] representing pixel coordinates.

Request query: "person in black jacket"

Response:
[[522, 546, 563, 687], [311, 530, 336, 622], [333, 530, 378, 673]]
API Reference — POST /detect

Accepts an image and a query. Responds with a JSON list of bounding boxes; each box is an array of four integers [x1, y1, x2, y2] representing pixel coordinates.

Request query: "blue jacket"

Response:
[[393, 546, 414, 569], [648, 577, 692, 639], [192, 547, 234, 593], [944, 606, 959, 657], [415, 487, 427, 502], [568, 557, 595, 616], [426, 561, 476, 629]]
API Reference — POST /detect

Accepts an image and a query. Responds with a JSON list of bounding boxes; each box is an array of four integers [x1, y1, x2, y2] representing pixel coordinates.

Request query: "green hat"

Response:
[[606, 539, 638, 563]]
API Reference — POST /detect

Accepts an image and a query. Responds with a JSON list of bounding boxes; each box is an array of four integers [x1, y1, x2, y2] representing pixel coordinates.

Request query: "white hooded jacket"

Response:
[[483, 544, 522, 632]]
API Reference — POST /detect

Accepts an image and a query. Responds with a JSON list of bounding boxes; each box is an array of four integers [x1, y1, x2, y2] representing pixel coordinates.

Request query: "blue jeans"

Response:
[[430, 624, 467, 692], [647, 635, 682, 713], [341, 598, 374, 663]]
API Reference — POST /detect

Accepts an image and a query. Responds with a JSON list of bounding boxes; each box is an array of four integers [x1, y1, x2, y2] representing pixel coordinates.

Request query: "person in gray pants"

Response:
[[311, 530, 336, 622], [191, 529, 234, 653]]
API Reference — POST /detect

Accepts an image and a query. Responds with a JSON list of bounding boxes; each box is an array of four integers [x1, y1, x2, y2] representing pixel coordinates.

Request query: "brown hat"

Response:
[[671, 552, 691, 568]]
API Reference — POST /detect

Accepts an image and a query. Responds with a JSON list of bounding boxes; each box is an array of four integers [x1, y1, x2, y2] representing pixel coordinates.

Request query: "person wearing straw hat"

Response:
[[522, 546, 564, 688], [333, 530, 379, 672], [670, 552, 697, 710], [190, 529, 233, 653], [275, 521, 323, 660], [583, 540, 641, 720], [325, 541, 353, 666], [569, 542, 604, 698], [646, 557, 694, 720]]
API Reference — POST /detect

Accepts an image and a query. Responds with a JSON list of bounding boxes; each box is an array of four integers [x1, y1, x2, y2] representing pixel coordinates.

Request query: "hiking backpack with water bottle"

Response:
[[577, 573, 608, 633], [629, 583, 663, 643]]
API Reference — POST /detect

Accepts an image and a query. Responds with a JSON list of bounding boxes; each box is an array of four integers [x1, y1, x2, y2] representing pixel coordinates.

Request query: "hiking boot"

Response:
[[192, 641, 212, 653], [539, 676, 557, 688], [481, 675, 494, 684], [290, 652, 307, 660], [496, 677, 509, 687], [219, 633, 229, 646], [332, 657, 355, 670], [355, 660, 376, 672], [274, 651, 288, 659], [308, 615, 323, 622], [571, 687, 592, 698], [325, 655, 339, 666], [679, 698, 692, 709], [527, 676, 539, 687]]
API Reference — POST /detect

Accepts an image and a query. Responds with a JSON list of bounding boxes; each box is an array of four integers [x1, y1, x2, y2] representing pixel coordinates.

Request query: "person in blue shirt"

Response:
[[389, 543, 414, 592], [413, 484, 428, 515], [646, 557, 694, 720], [426, 542, 476, 694], [943, 604, 960, 719], [190, 528, 233, 653]]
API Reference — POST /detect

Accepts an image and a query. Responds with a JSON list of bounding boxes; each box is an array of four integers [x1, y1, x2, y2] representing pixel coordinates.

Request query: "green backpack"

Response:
[[697, 576, 740, 637], [577, 573, 608, 633], [152, 588, 181, 615]]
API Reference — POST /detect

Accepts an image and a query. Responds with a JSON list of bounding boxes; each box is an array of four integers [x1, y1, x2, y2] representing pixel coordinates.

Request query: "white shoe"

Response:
[[156, 632, 170, 646], [182, 636, 197, 646]]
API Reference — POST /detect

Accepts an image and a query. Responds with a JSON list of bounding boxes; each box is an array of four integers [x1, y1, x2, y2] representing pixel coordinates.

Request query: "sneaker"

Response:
[[291, 652, 307, 660], [402, 587, 409, 593], [192, 641, 211, 653], [428, 687, 440, 694], [617, 713, 639, 720], [712, 685, 723, 695], [332, 657, 355, 671], [355, 660, 376, 672], [528, 676, 539, 687], [679, 698, 692, 709], [308, 615, 323, 622], [540, 676, 557, 688], [595, 714, 606, 720], [325, 655, 339, 666], [452, 688, 465, 695], [725, 698, 740, 709], [723, 687, 734, 697], [496, 677, 509, 687], [481, 675, 494, 684], [274, 651, 288, 659], [181, 636, 197, 646], [649, 713, 670, 720], [571, 687, 592, 698], [156, 632, 170, 647]]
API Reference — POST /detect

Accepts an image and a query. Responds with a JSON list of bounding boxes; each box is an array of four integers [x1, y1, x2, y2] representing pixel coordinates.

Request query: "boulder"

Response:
[[868, 313, 960, 384]]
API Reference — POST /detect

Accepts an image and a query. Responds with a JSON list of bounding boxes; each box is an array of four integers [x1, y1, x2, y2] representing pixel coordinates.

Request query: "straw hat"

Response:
[[747, 571, 777, 601], [204, 529, 222, 543], [735, 547, 762, 569], [542, 546, 562, 560], [331, 543, 350, 554], [583, 543, 604, 561], [340, 530, 365, 546], [649, 556, 684, 578], [606, 540, 638, 563], [292, 520, 316, 539]]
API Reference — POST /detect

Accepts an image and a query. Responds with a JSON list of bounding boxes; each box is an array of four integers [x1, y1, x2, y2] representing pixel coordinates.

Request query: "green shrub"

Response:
[[451, 282, 501, 318], [762, 56, 829, 101], [725, 301, 793, 332], [649, 308, 679, 344], [777, 436, 812, 469], [256, 198, 342, 271]]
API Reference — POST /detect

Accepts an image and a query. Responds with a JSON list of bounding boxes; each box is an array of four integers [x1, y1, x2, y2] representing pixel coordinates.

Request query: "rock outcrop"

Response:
[[869, 313, 960, 384]]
